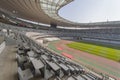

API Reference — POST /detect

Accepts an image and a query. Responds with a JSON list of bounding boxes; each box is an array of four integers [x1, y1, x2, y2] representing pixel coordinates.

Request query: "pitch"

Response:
[[67, 41, 120, 62]]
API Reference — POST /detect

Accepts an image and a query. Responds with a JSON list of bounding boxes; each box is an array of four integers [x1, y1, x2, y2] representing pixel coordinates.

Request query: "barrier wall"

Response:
[[81, 37, 120, 49], [0, 41, 5, 54], [82, 37, 120, 45]]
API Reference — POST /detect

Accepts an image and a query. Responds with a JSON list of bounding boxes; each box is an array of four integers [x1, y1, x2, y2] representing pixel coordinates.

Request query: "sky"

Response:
[[59, 0, 120, 23]]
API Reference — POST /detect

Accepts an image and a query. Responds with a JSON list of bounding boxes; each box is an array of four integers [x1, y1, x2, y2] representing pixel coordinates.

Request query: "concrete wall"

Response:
[[0, 41, 5, 54], [82, 37, 120, 45], [80, 37, 120, 49]]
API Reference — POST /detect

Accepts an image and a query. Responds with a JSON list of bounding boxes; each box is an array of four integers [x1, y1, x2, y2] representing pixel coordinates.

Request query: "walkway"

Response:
[[0, 45, 17, 80]]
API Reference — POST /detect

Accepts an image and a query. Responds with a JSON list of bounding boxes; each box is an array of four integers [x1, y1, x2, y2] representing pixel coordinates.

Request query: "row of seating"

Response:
[[1, 22, 120, 42], [16, 33, 103, 80]]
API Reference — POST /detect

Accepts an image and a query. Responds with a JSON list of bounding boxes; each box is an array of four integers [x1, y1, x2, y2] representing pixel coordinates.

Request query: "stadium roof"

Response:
[[0, 0, 120, 28], [0, 0, 76, 27]]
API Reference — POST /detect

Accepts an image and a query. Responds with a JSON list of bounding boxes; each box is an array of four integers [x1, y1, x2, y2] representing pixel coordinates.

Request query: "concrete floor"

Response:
[[0, 45, 17, 80]]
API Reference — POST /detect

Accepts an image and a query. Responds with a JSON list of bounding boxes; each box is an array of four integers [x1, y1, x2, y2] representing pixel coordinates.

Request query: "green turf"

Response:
[[67, 42, 120, 62]]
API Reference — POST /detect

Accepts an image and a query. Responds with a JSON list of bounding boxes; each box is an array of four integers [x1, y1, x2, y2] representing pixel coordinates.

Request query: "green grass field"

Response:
[[67, 42, 120, 62]]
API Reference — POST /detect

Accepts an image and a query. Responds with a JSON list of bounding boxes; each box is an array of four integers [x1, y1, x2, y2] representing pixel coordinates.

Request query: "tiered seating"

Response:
[[16, 33, 103, 80], [0, 21, 118, 80], [1, 22, 120, 42]]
